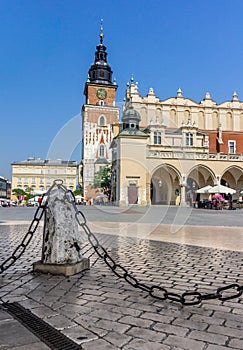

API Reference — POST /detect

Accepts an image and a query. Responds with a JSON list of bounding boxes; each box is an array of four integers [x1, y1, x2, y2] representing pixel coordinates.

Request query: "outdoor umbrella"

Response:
[[196, 185, 213, 193], [208, 184, 236, 194]]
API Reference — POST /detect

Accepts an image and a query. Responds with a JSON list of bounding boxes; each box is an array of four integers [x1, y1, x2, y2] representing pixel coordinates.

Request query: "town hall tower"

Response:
[[81, 23, 119, 199]]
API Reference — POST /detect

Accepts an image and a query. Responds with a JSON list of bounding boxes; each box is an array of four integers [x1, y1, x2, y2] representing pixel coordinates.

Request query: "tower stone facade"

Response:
[[81, 26, 119, 199]]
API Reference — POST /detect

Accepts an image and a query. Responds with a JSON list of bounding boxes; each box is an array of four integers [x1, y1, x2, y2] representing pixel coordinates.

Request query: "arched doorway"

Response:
[[221, 166, 243, 195], [151, 165, 180, 205], [187, 165, 215, 205]]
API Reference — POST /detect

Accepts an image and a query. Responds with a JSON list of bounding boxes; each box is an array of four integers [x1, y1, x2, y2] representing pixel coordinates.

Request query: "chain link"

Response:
[[1, 181, 242, 306]]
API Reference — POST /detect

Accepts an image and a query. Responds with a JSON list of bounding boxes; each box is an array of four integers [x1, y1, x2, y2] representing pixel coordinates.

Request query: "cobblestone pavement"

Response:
[[0, 222, 242, 350]]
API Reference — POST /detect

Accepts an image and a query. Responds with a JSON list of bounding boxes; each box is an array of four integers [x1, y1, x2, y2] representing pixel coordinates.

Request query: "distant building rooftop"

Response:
[[11, 158, 78, 166]]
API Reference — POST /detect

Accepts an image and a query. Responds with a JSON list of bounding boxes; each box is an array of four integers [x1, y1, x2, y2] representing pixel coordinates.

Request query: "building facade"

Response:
[[11, 158, 77, 194], [111, 81, 243, 206], [0, 176, 11, 199], [81, 26, 119, 199]]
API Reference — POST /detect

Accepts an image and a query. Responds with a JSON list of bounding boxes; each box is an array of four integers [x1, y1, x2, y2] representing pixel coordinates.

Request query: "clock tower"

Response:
[[81, 24, 119, 200]]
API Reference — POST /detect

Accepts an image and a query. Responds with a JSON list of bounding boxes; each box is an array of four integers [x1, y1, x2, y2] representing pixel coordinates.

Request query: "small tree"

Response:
[[12, 188, 34, 201], [92, 165, 112, 198], [12, 188, 26, 199], [73, 189, 83, 196]]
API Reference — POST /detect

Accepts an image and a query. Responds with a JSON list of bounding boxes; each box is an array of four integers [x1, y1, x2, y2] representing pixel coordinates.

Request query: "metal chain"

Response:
[[57, 183, 242, 306], [0, 205, 45, 274], [0, 181, 59, 274]]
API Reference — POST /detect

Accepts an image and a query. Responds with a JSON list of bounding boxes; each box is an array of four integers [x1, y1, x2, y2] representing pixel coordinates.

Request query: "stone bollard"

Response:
[[33, 184, 90, 276]]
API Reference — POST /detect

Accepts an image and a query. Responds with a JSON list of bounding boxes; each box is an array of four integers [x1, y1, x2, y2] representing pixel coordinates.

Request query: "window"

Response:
[[185, 133, 193, 146], [100, 145, 105, 157], [228, 140, 236, 153], [54, 170, 58, 175], [18, 178, 21, 183], [32, 178, 35, 183], [24, 178, 28, 183], [99, 115, 106, 126], [47, 170, 50, 174], [154, 131, 161, 145]]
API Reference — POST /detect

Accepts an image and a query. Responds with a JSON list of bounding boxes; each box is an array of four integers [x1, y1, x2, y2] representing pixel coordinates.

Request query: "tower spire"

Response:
[[99, 19, 104, 44], [87, 20, 115, 85]]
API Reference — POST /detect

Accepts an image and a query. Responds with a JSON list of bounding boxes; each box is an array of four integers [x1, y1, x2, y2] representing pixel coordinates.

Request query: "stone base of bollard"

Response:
[[33, 258, 90, 277]]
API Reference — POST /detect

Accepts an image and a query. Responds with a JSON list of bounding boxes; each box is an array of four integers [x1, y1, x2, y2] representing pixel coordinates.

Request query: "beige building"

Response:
[[11, 158, 77, 194], [111, 81, 243, 206]]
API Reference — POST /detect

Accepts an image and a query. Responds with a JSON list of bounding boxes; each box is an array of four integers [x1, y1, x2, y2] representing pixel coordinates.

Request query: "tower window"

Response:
[[100, 145, 105, 157], [185, 133, 193, 146], [100, 70, 104, 77], [99, 115, 106, 126], [228, 140, 236, 153], [154, 131, 161, 144]]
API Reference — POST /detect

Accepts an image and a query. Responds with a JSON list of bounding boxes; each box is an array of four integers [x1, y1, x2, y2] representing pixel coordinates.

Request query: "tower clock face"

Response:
[[97, 88, 107, 99]]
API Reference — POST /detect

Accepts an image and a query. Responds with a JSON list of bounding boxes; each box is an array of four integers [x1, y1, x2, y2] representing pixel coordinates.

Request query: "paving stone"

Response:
[[126, 326, 166, 342], [89, 308, 121, 321], [103, 330, 132, 348], [225, 319, 243, 330], [119, 315, 154, 328], [82, 338, 119, 350], [95, 319, 131, 333], [123, 338, 170, 350], [190, 313, 225, 325], [110, 305, 143, 317], [61, 324, 101, 343], [228, 338, 243, 349], [163, 334, 205, 349], [188, 329, 228, 345], [207, 324, 243, 338], [153, 322, 189, 336], [172, 317, 208, 331], [140, 311, 175, 323]]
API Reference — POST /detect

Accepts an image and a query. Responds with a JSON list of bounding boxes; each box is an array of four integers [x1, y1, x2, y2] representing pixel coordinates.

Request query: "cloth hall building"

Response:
[[81, 30, 243, 206]]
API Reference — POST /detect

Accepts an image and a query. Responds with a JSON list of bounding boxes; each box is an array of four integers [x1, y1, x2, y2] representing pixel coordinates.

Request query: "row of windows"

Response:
[[17, 185, 74, 191], [16, 169, 75, 174], [153, 131, 236, 152], [154, 132, 194, 146], [17, 178, 75, 184]]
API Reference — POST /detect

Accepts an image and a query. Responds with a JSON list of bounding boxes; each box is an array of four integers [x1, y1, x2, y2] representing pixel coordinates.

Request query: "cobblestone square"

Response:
[[0, 207, 242, 349]]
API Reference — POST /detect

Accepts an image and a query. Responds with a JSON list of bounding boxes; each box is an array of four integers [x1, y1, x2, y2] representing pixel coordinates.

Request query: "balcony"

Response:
[[147, 148, 243, 161]]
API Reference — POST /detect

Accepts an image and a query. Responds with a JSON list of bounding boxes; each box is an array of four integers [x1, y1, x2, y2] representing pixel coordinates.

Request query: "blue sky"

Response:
[[1, 0, 243, 179]]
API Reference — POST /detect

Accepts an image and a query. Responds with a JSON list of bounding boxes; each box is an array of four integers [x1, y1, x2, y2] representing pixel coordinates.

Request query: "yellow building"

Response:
[[11, 158, 77, 194]]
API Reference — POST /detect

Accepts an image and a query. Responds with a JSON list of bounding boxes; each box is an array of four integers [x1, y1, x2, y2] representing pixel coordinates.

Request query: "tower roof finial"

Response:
[[99, 19, 104, 44]]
